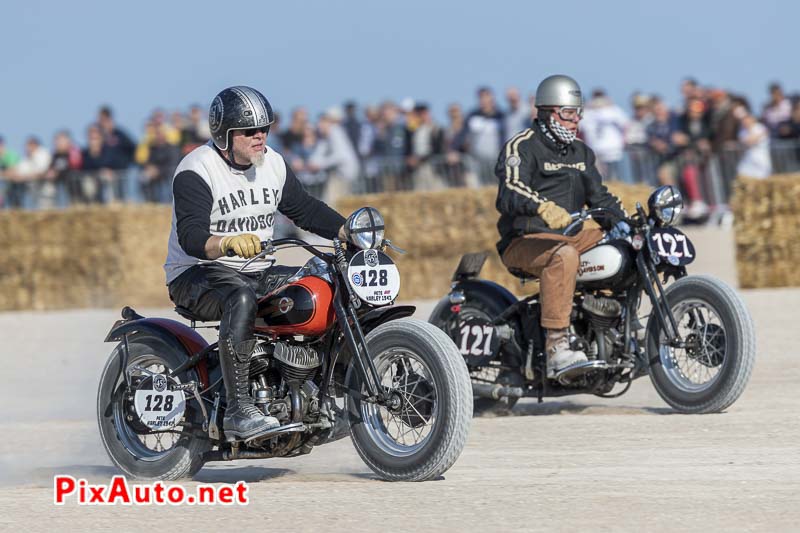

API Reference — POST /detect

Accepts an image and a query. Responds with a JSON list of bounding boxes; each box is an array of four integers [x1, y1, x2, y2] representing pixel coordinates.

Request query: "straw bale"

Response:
[[732, 175, 800, 288], [0, 181, 655, 311], [0, 204, 173, 311]]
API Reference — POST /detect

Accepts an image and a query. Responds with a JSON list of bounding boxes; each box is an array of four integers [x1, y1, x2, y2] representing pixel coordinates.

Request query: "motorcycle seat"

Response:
[[507, 267, 539, 281], [174, 306, 209, 323]]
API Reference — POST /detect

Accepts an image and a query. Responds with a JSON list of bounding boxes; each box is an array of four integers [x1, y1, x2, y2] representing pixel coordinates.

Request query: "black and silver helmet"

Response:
[[209, 86, 275, 151]]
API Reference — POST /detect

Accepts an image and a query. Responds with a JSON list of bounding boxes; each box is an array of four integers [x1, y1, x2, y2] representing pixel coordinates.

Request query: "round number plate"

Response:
[[133, 375, 186, 430], [347, 249, 401, 306]]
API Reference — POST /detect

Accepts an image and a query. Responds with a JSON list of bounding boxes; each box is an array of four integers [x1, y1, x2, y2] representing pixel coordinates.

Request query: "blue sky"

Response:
[[1, 0, 796, 151]]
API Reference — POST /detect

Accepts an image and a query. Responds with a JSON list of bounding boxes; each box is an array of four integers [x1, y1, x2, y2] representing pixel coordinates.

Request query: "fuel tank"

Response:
[[255, 276, 335, 337], [576, 241, 635, 290]]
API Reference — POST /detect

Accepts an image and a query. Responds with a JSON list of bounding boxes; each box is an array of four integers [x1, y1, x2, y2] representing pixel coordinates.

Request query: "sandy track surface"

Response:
[[1, 227, 798, 531]]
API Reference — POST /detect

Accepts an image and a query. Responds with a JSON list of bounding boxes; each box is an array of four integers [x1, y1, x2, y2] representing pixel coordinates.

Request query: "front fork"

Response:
[[635, 252, 685, 349], [331, 240, 388, 404]]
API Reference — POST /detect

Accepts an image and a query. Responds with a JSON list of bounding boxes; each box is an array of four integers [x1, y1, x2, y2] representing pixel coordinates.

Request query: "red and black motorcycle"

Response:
[[97, 208, 472, 481]]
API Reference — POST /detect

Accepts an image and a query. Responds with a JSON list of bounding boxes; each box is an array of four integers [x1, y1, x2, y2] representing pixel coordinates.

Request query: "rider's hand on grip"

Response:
[[220, 234, 262, 258], [538, 201, 572, 229]]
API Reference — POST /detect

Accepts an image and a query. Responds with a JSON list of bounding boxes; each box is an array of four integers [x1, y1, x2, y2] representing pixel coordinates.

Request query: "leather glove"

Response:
[[538, 201, 572, 230], [219, 234, 262, 259]]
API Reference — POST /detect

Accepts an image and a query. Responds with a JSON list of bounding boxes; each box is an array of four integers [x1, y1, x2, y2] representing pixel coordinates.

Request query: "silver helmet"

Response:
[[535, 75, 584, 108], [209, 86, 275, 151]]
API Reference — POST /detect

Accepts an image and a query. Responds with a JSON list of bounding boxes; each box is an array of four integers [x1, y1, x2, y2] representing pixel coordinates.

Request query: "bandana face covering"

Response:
[[548, 115, 577, 144]]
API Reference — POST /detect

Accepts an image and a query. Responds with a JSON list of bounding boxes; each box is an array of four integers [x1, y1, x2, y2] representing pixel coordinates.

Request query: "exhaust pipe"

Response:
[[472, 383, 525, 400]]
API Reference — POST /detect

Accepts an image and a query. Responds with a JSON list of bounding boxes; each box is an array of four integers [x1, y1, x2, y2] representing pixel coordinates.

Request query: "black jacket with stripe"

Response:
[[495, 120, 626, 256]]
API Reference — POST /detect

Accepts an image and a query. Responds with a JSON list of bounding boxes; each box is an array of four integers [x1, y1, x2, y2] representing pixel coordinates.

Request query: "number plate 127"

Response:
[[456, 318, 499, 360], [649, 227, 695, 266]]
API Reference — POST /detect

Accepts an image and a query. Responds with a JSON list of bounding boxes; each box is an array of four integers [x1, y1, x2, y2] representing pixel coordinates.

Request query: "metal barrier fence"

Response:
[[0, 167, 153, 210], [3, 141, 800, 213]]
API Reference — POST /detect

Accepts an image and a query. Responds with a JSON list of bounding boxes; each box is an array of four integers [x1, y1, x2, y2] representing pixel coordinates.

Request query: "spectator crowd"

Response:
[[2, 78, 800, 224]]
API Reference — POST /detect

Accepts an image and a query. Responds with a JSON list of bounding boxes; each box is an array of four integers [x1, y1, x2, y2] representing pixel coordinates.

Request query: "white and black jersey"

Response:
[[164, 142, 345, 284]]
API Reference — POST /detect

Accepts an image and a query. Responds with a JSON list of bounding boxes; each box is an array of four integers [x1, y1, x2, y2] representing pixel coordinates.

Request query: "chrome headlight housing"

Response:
[[648, 185, 683, 227], [345, 207, 385, 249]]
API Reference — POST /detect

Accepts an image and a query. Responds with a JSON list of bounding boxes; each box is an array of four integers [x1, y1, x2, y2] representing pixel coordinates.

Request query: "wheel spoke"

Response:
[[359, 347, 440, 455], [660, 298, 728, 393]]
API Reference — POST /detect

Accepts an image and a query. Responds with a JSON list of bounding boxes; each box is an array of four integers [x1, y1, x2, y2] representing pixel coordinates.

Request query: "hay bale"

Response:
[[0, 181, 654, 311], [732, 174, 800, 289], [0, 204, 173, 311]]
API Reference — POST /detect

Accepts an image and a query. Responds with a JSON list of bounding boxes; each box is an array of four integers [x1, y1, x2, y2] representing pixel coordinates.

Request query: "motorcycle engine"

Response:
[[581, 294, 622, 328], [577, 294, 625, 363], [248, 340, 323, 424]]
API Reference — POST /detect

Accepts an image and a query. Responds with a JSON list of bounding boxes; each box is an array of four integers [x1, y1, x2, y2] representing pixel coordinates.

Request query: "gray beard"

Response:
[[250, 150, 265, 167]]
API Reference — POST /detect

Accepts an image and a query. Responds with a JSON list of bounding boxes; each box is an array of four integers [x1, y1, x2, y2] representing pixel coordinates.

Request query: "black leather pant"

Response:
[[168, 263, 299, 346]]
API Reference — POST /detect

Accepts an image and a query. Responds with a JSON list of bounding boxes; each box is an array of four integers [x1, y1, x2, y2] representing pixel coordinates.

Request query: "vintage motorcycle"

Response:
[[430, 186, 755, 414], [97, 208, 472, 481]]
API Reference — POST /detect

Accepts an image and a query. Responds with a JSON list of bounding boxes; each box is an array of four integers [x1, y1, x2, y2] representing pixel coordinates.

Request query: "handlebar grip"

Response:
[[224, 241, 271, 258]]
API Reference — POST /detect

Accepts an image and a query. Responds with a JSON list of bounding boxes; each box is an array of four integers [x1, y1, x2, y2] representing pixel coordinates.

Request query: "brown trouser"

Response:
[[502, 228, 604, 329]]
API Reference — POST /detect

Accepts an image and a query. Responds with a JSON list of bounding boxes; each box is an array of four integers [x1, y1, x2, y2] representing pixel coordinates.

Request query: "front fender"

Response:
[[105, 316, 210, 387], [358, 304, 416, 334]]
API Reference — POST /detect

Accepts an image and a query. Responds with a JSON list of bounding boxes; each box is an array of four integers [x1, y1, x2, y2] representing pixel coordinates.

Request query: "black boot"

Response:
[[219, 338, 280, 441]]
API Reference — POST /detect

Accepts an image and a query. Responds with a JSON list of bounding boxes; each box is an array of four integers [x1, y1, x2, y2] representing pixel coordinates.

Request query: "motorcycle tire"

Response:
[[431, 296, 521, 415], [97, 333, 210, 480], [647, 275, 756, 413], [347, 319, 472, 481]]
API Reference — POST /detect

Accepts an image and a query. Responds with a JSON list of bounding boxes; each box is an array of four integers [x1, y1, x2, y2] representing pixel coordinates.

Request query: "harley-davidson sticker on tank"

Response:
[[348, 250, 400, 306], [576, 245, 623, 282]]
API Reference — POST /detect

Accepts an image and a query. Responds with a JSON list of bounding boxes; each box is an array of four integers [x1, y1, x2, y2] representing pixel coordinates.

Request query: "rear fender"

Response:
[[106, 317, 210, 387], [429, 278, 519, 326]]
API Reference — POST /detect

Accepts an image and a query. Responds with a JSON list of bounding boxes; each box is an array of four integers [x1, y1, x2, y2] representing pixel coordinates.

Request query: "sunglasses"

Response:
[[240, 126, 269, 137]]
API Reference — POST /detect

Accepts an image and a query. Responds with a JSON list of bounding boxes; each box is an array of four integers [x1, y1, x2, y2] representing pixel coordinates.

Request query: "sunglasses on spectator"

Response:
[[552, 106, 583, 122], [239, 126, 269, 137]]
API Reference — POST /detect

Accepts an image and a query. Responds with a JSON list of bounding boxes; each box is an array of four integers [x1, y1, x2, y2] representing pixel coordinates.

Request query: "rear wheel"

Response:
[[347, 319, 472, 481], [97, 333, 210, 480], [647, 275, 756, 413], [431, 297, 521, 415]]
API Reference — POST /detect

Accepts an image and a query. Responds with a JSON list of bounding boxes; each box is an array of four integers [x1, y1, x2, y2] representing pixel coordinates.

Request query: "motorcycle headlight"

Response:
[[345, 207, 385, 249], [648, 185, 683, 227]]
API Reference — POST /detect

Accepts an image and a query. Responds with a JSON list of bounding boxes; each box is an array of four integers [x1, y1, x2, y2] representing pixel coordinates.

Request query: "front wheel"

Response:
[[647, 275, 756, 413], [347, 319, 472, 481]]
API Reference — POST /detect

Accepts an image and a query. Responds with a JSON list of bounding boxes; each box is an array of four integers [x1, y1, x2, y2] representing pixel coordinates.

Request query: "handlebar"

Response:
[[562, 208, 609, 236], [226, 238, 335, 272], [561, 207, 636, 236]]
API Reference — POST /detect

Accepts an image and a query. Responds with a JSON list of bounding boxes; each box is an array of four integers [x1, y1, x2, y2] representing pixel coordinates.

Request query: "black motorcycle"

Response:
[[430, 186, 756, 414]]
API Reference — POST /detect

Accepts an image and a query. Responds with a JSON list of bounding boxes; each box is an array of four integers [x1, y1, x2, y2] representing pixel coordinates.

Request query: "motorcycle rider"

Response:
[[165, 86, 346, 441], [495, 75, 627, 379]]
